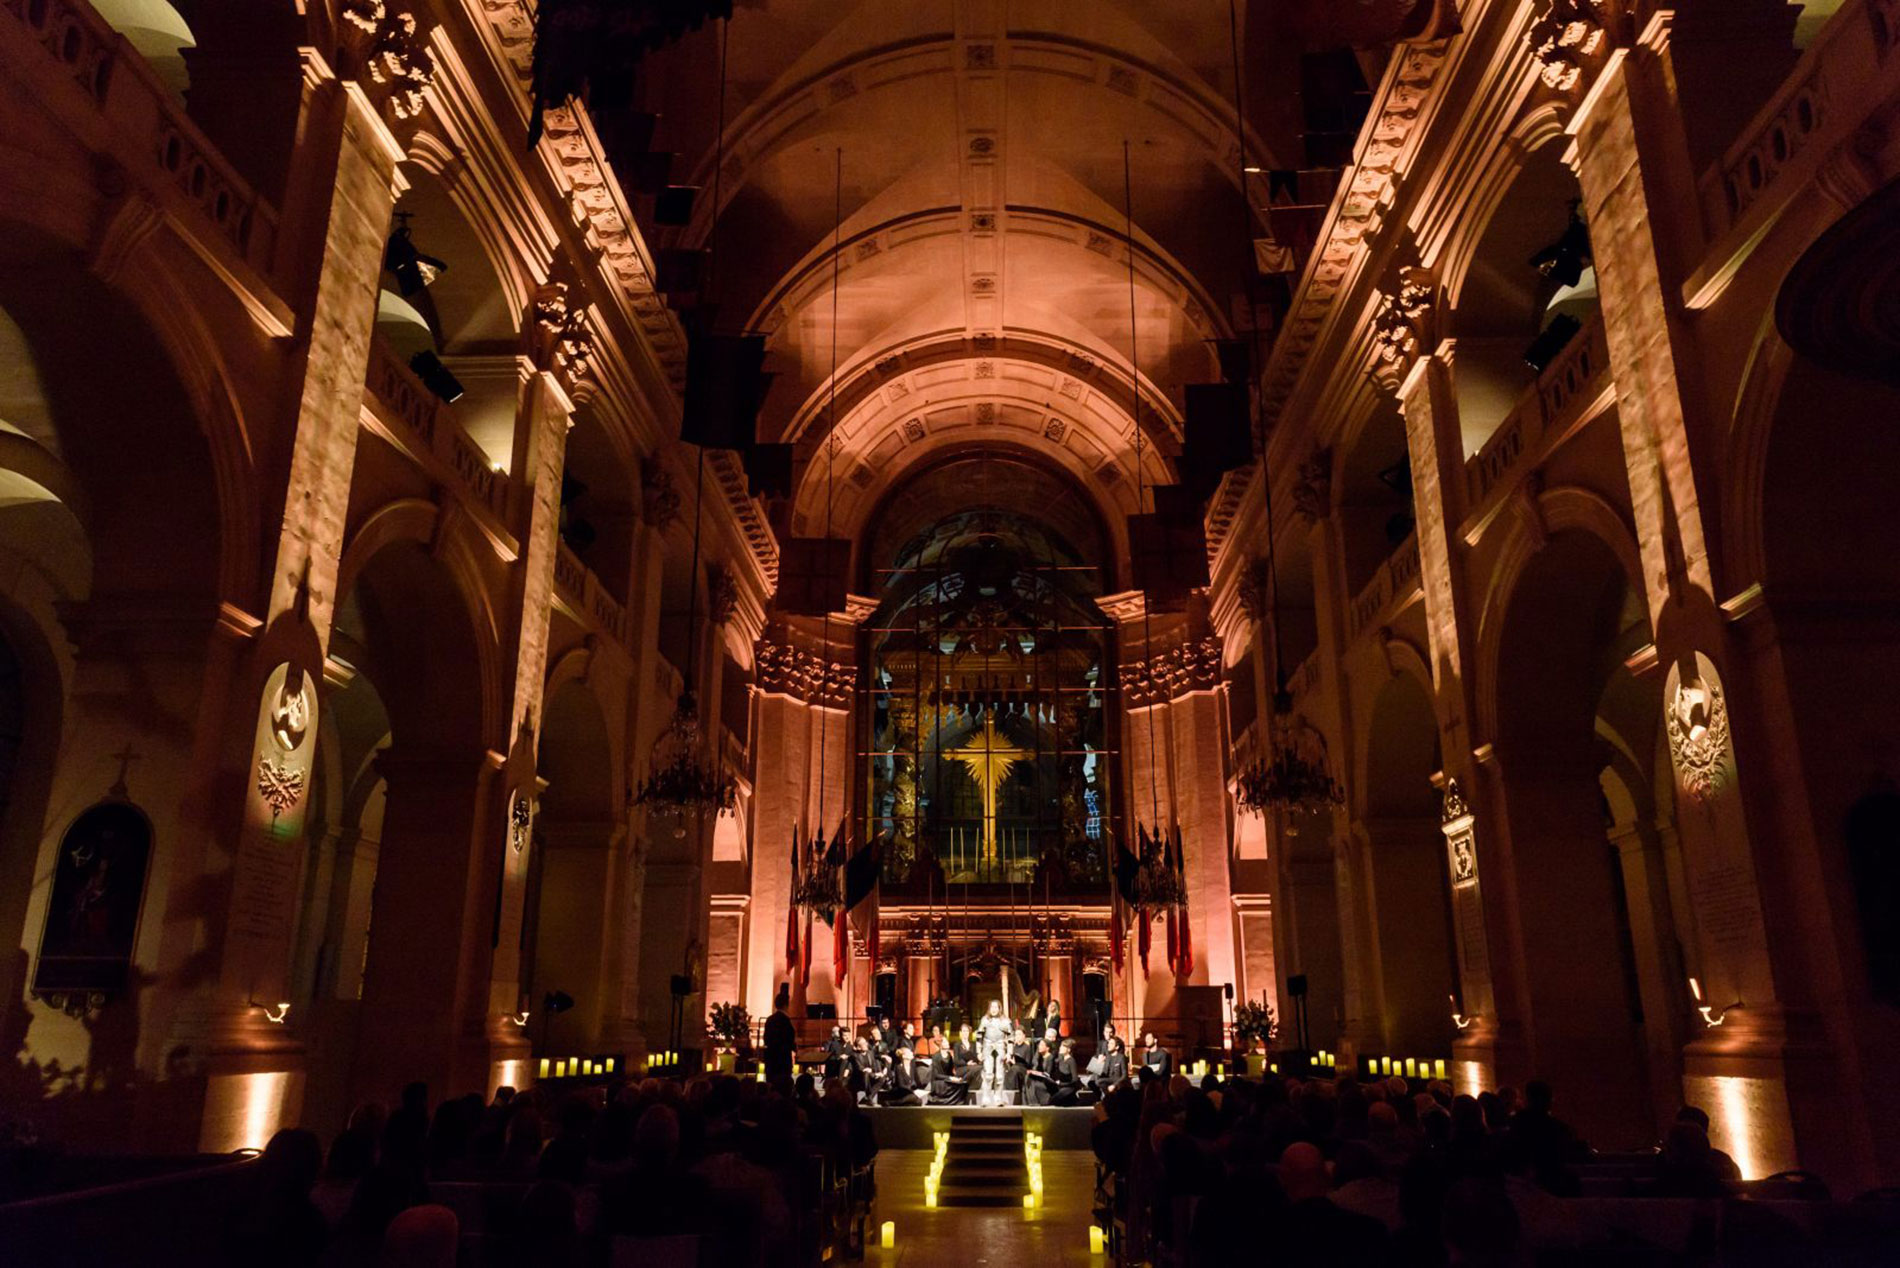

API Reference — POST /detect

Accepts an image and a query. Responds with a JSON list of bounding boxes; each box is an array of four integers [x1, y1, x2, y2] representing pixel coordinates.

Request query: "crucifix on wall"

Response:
[[946, 714, 1031, 863]]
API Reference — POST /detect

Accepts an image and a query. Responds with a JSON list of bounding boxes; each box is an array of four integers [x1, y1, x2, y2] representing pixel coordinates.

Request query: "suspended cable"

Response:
[[1121, 141, 1164, 837]]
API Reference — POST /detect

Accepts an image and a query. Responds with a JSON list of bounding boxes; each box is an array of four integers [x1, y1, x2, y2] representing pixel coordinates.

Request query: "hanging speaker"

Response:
[[777, 537, 851, 615], [743, 443, 796, 499], [681, 331, 769, 449]]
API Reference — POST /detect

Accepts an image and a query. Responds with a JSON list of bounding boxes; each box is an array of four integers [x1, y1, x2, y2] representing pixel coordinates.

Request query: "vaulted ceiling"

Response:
[[631, 1, 1416, 548]]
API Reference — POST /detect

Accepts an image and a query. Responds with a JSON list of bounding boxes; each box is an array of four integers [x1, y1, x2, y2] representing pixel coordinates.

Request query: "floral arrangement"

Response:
[[1232, 998, 1278, 1048], [706, 1001, 751, 1049]]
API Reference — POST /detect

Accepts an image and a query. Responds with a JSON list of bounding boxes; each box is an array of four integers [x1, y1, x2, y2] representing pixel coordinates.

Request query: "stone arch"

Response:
[[1356, 670, 1457, 1055], [1439, 121, 1595, 457], [1475, 485, 1644, 740], [521, 676, 622, 1051], [1486, 526, 1665, 1148]]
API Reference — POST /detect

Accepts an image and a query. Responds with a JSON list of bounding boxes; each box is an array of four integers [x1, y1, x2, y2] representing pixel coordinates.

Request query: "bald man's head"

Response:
[[1280, 1141, 1330, 1202]]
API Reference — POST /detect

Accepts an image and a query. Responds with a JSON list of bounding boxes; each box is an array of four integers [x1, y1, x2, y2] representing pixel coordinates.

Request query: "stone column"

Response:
[[349, 749, 503, 1105], [1392, 339, 1518, 1085], [1570, 39, 1803, 1178]]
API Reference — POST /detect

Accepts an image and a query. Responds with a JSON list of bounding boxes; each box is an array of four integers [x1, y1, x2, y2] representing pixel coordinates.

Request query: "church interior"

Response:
[[3, 0, 1900, 1263]]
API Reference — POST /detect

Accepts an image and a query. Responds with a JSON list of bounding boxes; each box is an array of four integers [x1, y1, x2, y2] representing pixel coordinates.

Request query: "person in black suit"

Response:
[[1140, 1031, 1172, 1082], [1099, 1035, 1129, 1089], [1049, 1039, 1080, 1106], [1003, 1026, 1033, 1098], [763, 986, 796, 1083], [1023, 1038, 1056, 1106], [873, 1018, 897, 1062], [822, 1025, 847, 1082], [878, 1045, 921, 1105], [953, 1023, 982, 1084]]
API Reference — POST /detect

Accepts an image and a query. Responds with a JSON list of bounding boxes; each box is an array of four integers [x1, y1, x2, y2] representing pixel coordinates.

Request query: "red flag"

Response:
[[1177, 902, 1195, 980], [1138, 906, 1152, 975], [801, 907, 814, 988], [833, 907, 849, 986], [1110, 896, 1125, 973], [1165, 904, 1179, 975], [786, 844, 800, 974]]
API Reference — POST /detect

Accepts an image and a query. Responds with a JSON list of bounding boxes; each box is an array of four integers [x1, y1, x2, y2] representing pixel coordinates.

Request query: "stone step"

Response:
[[936, 1187, 1026, 1207], [940, 1167, 1025, 1187]]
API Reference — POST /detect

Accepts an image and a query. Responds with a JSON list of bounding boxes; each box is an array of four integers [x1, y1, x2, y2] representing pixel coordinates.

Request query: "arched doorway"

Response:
[[522, 679, 619, 1055], [1492, 528, 1661, 1148], [313, 539, 495, 1109], [1360, 672, 1457, 1056]]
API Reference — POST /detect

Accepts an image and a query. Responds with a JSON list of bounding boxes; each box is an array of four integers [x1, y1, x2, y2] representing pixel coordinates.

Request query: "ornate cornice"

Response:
[[535, 105, 688, 390], [756, 635, 858, 708], [1123, 637, 1223, 707], [1206, 39, 1451, 558]]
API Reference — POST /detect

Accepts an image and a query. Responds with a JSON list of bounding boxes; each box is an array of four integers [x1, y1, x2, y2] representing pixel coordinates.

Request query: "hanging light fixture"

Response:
[[636, 690, 735, 812], [1220, 0, 1343, 829], [1235, 696, 1344, 823]]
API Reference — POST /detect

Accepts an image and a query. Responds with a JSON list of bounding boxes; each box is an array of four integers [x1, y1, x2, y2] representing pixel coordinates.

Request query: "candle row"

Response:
[[1368, 1056, 1448, 1080], [536, 1055, 618, 1079]]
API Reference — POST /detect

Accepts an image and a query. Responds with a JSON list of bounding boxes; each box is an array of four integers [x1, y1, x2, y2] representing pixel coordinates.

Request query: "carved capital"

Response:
[[1236, 556, 1272, 624], [1527, 0, 1611, 94], [1291, 447, 1334, 524], [1370, 267, 1438, 392], [755, 635, 857, 708], [640, 460, 681, 532], [359, 7, 436, 120], [532, 282, 596, 395], [1124, 637, 1223, 707], [707, 562, 740, 627]]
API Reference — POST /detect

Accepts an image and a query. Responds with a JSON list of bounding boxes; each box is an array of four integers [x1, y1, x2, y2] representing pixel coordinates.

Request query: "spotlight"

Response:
[[1529, 202, 1591, 289], [384, 213, 448, 298], [409, 350, 465, 403], [1522, 314, 1582, 372]]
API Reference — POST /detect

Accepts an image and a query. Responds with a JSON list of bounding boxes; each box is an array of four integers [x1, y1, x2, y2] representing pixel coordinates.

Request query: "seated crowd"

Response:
[[222, 1072, 877, 1267], [1092, 1070, 1787, 1267]]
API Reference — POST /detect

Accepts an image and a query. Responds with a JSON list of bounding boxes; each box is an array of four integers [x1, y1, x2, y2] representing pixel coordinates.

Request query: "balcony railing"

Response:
[[1464, 310, 1610, 509], [1346, 532, 1422, 643], [363, 338, 516, 526], [1, 0, 279, 271], [554, 541, 630, 647]]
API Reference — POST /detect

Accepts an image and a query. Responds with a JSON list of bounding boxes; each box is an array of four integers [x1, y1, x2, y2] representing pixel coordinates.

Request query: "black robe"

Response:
[[1024, 1049, 1058, 1106], [1003, 1041, 1034, 1093], [1048, 1055, 1079, 1106], [952, 1039, 982, 1084], [1100, 1050, 1128, 1088], [928, 1048, 969, 1105]]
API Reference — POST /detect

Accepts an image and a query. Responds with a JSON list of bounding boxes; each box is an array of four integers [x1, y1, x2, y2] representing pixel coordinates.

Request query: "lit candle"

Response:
[[538, 1058, 550, 1078], [555, 1059, 567, 1078], [1090, 1226, 1106, 1255], [926, 1187, 938, 1208], [605, 1057, 615, 1074], [1405, 1058, 1416, 1078], [881, 1221, 895, 1248], [1434, 1058, 1447, 1080], [1023, 1193, 1036, 1209]]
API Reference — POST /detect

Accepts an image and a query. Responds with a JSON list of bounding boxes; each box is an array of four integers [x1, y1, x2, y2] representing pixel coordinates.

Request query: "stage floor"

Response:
[[862, 1105, 1096, 1151]]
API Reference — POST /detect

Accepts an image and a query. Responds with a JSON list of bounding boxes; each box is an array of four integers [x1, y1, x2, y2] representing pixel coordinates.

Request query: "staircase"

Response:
[[936, 1112, 1028, 1207]]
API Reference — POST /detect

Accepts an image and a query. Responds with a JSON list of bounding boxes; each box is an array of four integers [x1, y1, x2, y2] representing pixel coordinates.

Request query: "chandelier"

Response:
[[635, 692, 735, 812], [791, 828, 845, 922], [1235, 701, 1343, 823], [1132, 824, 1186, 912]]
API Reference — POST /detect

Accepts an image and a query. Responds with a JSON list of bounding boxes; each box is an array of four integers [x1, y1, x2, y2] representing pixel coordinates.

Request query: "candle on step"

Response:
[[880, 1221, 895, 1248], [1434, 1058, 1447, 1080], [1090, 1226, 1106, 1255]]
